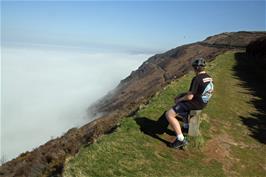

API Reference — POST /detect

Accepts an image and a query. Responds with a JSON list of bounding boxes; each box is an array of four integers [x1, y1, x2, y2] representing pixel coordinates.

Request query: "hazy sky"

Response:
[[2, 1, 265, 52]]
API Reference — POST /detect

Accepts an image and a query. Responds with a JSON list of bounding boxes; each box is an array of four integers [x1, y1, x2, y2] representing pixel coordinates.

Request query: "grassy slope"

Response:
[[63, 52, 266, 177]]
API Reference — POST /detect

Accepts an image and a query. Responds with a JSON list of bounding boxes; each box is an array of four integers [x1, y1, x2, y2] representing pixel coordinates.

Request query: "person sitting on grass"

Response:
[[166, 58, 214, 148]]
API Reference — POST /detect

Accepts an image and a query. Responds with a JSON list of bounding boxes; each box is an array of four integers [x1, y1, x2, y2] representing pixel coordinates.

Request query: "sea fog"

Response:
[[1, 46, 151, 162]]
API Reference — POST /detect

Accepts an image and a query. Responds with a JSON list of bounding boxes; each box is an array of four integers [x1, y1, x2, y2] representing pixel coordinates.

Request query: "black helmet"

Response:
[[192, 58, 206, 67]]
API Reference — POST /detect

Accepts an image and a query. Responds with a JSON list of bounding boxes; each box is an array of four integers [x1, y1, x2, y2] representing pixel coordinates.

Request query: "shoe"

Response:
[[169, 138, 188, 148]]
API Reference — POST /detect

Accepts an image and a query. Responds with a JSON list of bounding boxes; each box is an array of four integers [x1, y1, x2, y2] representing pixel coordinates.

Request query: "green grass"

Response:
[[63, 52, 266, 177]]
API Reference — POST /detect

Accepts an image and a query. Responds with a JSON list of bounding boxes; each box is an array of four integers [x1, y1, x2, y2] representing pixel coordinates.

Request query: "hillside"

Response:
[[88, 31, 266, 117], [63, 51, 266, 176], [0, 32, 265, 177]]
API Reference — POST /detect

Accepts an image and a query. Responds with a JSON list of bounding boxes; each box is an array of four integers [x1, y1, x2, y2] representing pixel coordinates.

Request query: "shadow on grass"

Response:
[[134, 111, 176, 146], [234, 52, 266, 144]]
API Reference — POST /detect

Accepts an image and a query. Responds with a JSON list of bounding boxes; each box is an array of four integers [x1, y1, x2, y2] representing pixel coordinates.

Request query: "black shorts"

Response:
[[172, 101, 191, 122]]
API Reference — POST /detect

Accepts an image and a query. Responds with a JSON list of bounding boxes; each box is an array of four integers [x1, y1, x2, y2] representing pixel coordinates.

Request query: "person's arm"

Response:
[[175, 76, 198, 103], [174, 92, 187, 101], [175, 92, 194, 103]]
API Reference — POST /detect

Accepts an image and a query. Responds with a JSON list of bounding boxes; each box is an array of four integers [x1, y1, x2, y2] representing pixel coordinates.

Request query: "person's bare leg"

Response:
[[166, 108, 182, 135]]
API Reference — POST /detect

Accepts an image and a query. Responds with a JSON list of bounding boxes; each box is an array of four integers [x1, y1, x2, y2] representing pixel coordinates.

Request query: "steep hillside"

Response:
[[88, 32, 266, 117], [63, 52, 266, 177], [1, 32, 265, 177]]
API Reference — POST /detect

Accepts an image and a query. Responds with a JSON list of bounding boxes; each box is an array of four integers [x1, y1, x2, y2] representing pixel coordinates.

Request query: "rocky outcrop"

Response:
[[1, 31, 265, 177]]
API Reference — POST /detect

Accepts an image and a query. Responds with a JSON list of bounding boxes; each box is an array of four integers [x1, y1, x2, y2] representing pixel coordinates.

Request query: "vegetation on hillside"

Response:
[[63, 52, 266, 177]]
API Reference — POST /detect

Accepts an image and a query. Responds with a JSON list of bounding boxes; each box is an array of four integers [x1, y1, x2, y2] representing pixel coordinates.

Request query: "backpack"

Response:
[[201, 80, 214, 103]]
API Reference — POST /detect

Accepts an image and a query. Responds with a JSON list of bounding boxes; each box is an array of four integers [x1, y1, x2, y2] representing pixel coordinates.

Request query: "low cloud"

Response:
[[1, 46, 151, 162]]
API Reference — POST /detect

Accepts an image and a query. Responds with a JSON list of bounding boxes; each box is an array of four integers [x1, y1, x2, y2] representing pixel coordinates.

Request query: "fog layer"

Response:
[[1, 46, 150, 162]]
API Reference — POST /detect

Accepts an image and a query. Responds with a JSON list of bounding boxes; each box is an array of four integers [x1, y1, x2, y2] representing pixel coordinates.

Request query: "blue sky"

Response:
[[1, 1, 265, 53]]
